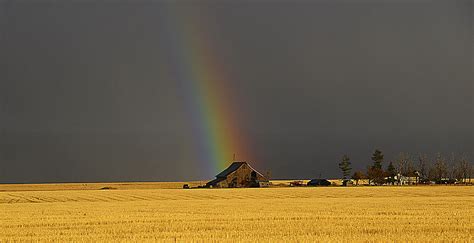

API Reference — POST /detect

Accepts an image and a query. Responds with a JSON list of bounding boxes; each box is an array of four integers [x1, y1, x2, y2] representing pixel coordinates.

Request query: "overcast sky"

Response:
[[1, 0, 473, 183]]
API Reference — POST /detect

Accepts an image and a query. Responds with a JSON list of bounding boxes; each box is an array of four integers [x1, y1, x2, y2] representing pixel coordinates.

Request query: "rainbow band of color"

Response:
[[163, 4, 249, 175]]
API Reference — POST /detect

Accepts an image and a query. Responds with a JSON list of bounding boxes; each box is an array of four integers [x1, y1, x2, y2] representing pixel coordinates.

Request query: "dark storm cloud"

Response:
[[1, 0, 472, 182]]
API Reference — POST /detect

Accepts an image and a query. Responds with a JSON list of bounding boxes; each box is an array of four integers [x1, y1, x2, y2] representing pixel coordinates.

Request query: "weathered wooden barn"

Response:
[[206, 162, 270, 188]]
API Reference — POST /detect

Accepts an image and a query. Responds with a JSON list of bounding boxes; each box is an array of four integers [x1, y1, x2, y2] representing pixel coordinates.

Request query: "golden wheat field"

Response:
[[0, 184, 473, 242]]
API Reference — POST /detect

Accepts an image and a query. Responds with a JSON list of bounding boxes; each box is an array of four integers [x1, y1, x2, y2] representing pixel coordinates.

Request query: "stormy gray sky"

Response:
[[1, 0, 473, 183]]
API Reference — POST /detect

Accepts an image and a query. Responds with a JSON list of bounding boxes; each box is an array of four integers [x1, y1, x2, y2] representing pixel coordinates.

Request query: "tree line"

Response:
[[338, 150, 473, 186]]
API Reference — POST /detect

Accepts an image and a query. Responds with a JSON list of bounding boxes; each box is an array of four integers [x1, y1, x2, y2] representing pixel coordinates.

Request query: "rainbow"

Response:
[[163, 4, 250, 176]]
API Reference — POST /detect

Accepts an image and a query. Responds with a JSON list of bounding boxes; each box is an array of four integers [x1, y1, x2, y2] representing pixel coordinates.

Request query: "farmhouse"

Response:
[[206, 161, 270, 188]]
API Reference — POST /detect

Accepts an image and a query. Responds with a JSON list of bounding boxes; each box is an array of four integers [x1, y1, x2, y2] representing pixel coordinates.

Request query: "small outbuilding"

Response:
[[206, 161, 270, 188]]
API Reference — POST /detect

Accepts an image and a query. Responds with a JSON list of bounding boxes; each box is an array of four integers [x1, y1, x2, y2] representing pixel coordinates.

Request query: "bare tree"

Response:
[[468, 162, 473, 184], [452, 155, 463, 183], [352, 171, 365, 186], [433, 153, 448, 183], [396, 152, 413, 184], [447, 153, 457, 181], [427, 162, 436, 182], [456, 155, 470, 184], [396, 153, 406, 184], [418, 154, 429, 182]]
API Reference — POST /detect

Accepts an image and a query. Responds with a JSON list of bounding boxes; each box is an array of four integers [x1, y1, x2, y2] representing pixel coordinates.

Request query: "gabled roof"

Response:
[[215, 161, 267, 180], [216, 162, 247, 178]]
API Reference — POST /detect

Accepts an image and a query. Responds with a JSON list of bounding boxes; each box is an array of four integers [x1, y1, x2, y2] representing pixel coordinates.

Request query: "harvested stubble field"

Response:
[[0, 185, 472, 242]]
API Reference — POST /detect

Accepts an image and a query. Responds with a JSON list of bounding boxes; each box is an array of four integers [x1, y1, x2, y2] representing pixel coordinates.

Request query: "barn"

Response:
[[206, 162, 270, 188]]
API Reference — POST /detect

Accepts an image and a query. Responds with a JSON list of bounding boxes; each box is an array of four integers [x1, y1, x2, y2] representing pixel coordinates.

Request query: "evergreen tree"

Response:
[[369, 149, 385, 185], [338, 155, 352, 186], [386, 161, 396, 185], [371, 149, 384, 169]]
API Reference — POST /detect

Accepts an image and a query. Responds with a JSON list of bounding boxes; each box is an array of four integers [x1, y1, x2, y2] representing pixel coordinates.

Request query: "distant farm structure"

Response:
[[206, 162, 270, 188]]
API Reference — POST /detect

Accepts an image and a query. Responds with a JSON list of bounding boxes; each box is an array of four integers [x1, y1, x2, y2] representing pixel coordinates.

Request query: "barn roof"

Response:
[[215, 161, 267, 180], [216, 162, 247, 178]]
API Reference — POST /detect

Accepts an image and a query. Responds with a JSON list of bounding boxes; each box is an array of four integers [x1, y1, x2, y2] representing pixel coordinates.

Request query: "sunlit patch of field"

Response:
[[0, 181, 208, 192], [0, 186, 472, 241]]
